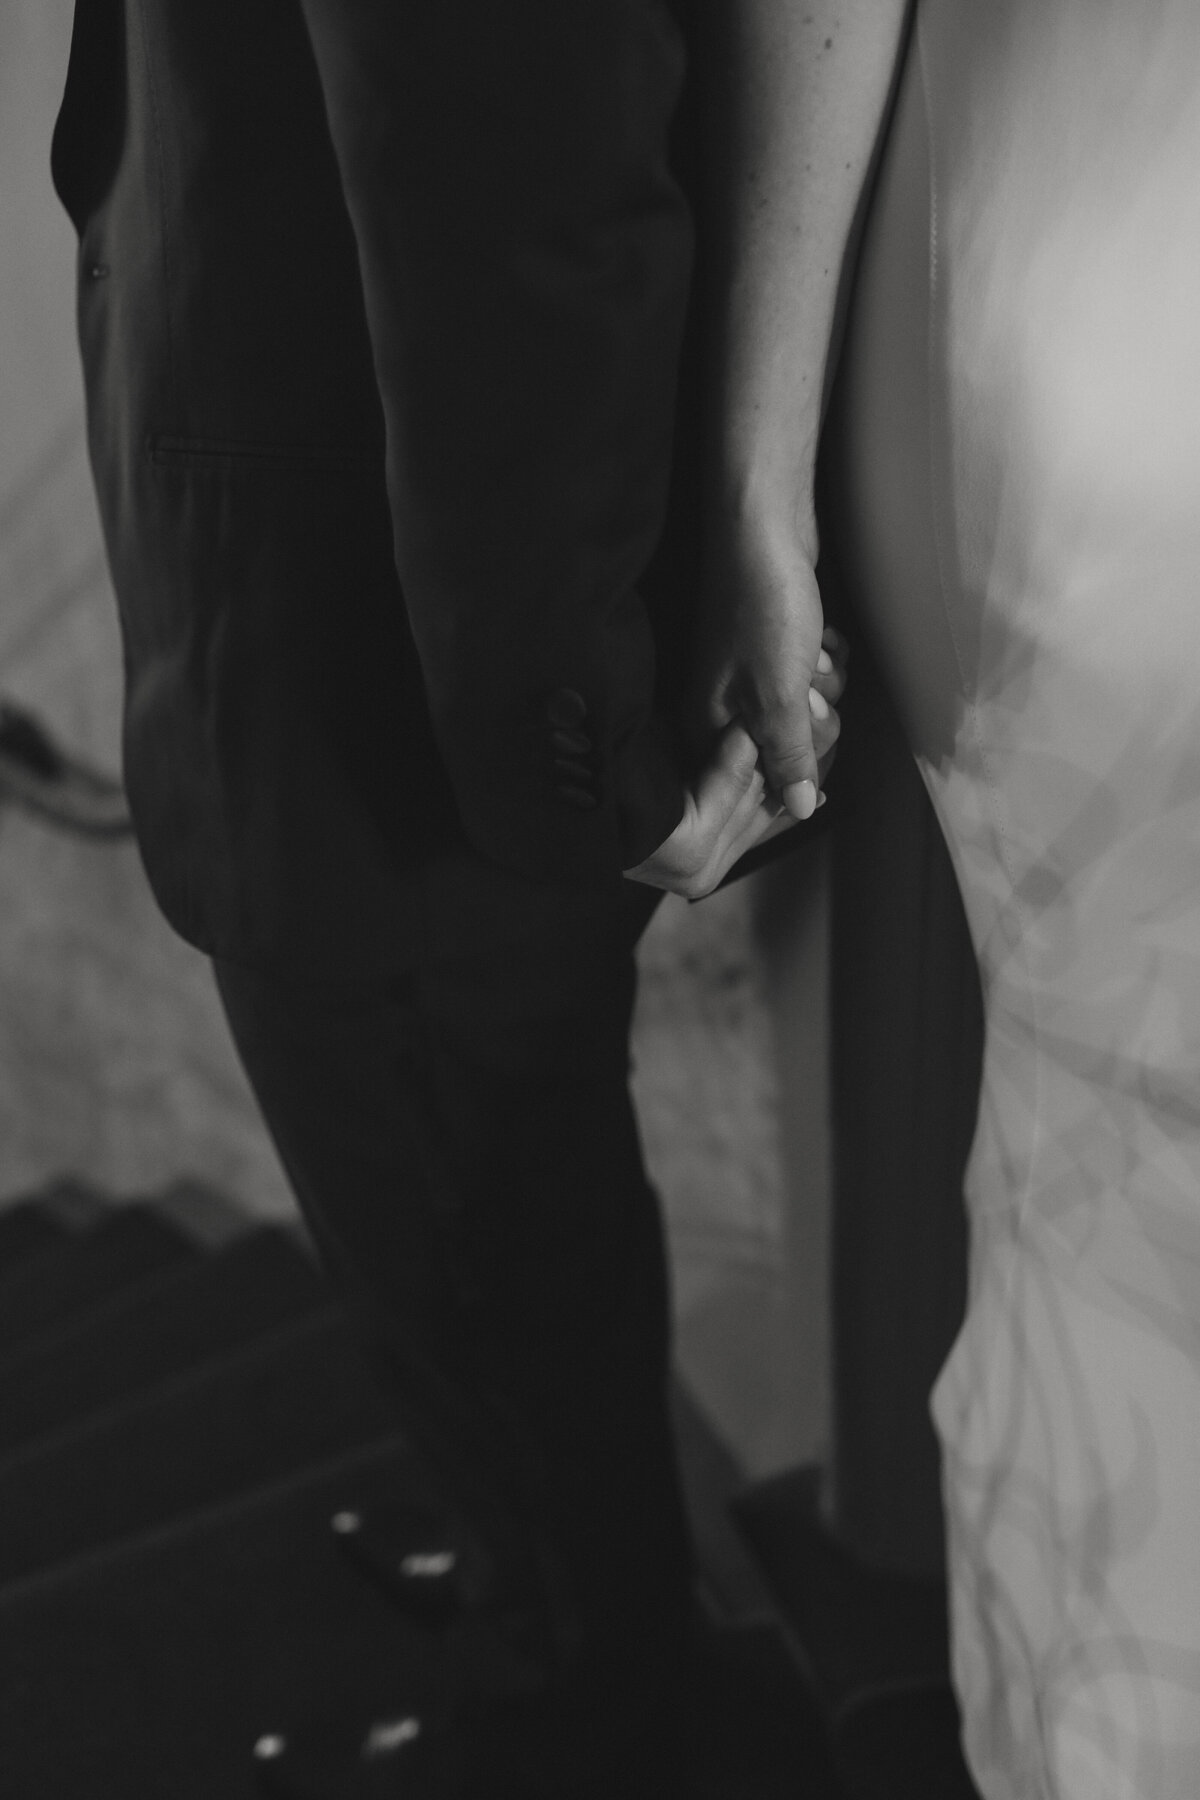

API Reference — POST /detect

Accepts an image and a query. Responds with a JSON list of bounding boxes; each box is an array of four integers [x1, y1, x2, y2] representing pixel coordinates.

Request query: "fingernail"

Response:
[[816, 649, 834, 675], [815, 790, 828, 810], [809, 686, 830, 721], [785, 779, 817, 821]]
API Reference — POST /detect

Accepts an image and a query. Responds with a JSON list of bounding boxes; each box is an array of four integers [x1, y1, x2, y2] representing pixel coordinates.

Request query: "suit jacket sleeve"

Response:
[[296, 0, 692, 883]]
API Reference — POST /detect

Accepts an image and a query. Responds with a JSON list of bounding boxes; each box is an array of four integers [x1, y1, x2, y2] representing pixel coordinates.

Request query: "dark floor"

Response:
[[0, 1181, 978, 1800]]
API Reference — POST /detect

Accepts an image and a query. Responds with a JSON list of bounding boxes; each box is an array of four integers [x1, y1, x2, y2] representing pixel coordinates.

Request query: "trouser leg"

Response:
[[212, 855, 694, 1724]]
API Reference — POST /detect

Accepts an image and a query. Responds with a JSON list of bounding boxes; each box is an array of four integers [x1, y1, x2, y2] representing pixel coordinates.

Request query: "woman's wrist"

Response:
[[706, 446, 821, 567]]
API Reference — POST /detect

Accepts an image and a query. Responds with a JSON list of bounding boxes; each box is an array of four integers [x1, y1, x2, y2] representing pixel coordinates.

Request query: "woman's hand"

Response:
[[687, 505, 847, 819], [687, 0, 905, 817]]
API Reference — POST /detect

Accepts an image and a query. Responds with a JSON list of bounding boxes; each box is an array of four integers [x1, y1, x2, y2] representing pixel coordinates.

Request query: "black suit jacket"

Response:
[[52, 0, 702, 969]]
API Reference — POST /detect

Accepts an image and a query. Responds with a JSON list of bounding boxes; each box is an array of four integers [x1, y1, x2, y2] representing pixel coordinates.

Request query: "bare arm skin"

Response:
[[624, 0, 901, 897], [690, 0, 911, 818]]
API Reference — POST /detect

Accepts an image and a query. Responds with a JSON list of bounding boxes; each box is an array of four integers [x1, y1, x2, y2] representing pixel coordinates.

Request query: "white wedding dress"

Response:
[[828, 2, 1200, 1794]]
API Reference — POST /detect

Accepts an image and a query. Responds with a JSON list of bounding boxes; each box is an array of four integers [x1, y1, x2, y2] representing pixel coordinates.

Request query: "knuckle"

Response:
[[742, 686, 796, 741], [751, 688, 796, 729], [760, 690, 809, 732], [765, 745, 811, 786], [723, 735, 761, 789], [759, 709, 810, 754]]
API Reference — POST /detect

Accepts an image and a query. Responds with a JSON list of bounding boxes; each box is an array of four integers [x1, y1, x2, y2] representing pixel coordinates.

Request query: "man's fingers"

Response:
[[689, 773, 793, 897], [622, 705, 830, 898], [623, 722, 763, 894], [675, 723, 780, 895], [694, 720, 762, 817]]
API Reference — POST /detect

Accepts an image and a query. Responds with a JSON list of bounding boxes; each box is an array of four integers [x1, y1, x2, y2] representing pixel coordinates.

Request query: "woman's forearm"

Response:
[[700, 0, 910, 550]]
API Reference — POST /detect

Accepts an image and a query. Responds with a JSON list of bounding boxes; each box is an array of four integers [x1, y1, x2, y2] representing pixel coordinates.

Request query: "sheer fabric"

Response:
[[830, 3, 1200, 1792]]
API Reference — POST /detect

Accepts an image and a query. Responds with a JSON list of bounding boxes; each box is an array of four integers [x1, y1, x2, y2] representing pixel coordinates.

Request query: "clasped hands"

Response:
[[625, 517, 846, 900]]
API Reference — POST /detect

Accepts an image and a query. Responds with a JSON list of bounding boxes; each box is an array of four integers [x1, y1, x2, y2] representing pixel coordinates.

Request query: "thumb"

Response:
[[757, 694, 821, 821], [693, 719, 762, 823]]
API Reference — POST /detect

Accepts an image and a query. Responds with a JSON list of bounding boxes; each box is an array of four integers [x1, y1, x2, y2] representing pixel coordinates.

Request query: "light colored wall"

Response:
[[634, 863, 832, 1478]]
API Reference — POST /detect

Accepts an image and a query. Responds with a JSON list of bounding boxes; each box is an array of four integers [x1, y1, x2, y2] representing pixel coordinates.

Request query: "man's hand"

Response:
[[623, 720, 798, 899], [689, 508, 847, 819]]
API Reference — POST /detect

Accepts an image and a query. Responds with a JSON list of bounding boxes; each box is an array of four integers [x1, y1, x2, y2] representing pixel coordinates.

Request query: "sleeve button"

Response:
[[552, 756, 593, 784], [545, 688, 588, 730], [549, 728, 592, 756], [555, 783, 600, 811]]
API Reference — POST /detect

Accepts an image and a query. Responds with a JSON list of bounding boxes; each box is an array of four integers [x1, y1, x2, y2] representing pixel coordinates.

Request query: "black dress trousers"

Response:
[[213, 846, 696, 1740]]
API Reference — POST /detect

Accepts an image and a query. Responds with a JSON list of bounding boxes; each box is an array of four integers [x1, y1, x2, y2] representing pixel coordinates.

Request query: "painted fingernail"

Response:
[[809, 686, 830, 721], [816, 649, 834, 675], [785, 779, 817, 821]]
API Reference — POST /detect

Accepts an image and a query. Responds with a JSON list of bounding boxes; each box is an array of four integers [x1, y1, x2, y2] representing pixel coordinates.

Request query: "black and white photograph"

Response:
[[1, 3, 1197, 1796]]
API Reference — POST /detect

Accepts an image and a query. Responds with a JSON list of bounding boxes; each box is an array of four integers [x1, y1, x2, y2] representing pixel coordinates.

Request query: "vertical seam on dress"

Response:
[[918, 14, 1043, 1244]]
